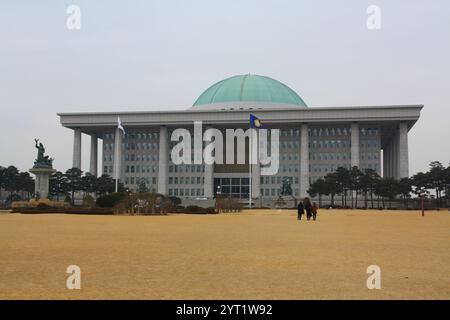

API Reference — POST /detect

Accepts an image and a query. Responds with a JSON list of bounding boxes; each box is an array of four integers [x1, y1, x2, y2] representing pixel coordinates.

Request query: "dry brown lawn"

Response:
[[0, 209, 449, 300]]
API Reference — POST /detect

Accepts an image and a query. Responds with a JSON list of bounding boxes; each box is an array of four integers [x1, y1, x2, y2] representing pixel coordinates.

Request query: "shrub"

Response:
[[82, 195, 95, 208], [169, 196, 182, 206], [36, 203, 52, 211], [206, 207, 218, 214], [15, 207, 113, 215], [174, 205, 185, 213], [96, 193, 126, 208], [185, 205, 207, 214], [217, 197, 243, 213]]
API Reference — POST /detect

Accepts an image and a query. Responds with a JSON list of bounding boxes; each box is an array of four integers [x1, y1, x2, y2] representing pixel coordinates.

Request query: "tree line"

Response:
[[48, 168, 125, 204], [0, 166, 123, 205], [0, 166, 34, 202], [2, 161, 450, 209], [307, 161, 450, 209]]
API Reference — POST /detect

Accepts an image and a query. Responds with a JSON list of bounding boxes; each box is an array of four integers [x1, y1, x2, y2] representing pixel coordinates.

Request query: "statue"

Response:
[[280, 176, 293, 196], [30, 138, 56, 199], [33, 138, 54, 168]]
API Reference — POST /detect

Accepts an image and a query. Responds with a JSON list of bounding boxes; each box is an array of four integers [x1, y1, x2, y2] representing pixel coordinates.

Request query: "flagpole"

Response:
[[114, 117, 125, 193], [249, 123, 252, 209], [114, 127, 119, 193]]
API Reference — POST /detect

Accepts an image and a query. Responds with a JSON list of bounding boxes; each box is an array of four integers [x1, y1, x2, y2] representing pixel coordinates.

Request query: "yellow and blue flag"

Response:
[[250, 114, 263, 129]]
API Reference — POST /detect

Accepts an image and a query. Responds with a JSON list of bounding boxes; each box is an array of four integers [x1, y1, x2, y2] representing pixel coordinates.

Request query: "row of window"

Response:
[[215, 177, 250, 186], [309, 127, 379, 137], [310, 163, 379, 174], [260, 176, 299, 185], [361, 153, 379, 161], [105, 150, 378, 164], [124, 176, 157, 185], [311, 152, 379, 161], [104, 132, 159, 140], [169, 188, 204, 197], [280, 141, 300, 149], [311, 164, 345, 174], [310, 140, 351, 149], [105, 151, 378, 164], [281, 153, 299, 161], [104, 154, 159, 162], [261, 188, 300, 197], [125, 154, 158, 162], [103, 142, 160, 151], [103, 139, 378, 153], [308, 140, 378, 149], [169, 177, 204, 185], [125, 165, 158, 173], [311, 152, 350, 161], [103, 127, 379, 141], [169, 165, 205, 173], [125, 142, 159, 151]]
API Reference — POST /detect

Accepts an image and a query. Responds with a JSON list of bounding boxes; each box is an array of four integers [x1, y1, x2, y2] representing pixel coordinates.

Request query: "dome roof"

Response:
[[192, 74, 307, 108]]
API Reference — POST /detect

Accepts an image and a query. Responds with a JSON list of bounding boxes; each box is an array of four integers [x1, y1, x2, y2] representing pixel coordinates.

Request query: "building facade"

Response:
[[58, 75, 422, 205]]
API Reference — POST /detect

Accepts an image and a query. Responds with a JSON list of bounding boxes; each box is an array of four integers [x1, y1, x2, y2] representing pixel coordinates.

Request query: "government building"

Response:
[[58, 74, 422, 206]]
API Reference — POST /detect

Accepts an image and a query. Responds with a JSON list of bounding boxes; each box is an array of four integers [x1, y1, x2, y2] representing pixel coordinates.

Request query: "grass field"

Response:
[[0, 209, 449, 300]]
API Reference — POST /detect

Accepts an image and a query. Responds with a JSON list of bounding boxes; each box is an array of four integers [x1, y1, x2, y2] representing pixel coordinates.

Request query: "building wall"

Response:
[[102, 129, 160, 192], [103, 124, 381, 202]]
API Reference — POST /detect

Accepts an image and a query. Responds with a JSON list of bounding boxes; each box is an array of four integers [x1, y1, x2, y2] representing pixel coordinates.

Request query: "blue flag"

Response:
[[250, 114, 263, 129]]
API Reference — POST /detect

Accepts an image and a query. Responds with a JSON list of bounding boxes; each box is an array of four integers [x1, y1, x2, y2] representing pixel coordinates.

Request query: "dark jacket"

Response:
[[297, 202, 304, 214], [305, 204, 312, 216]]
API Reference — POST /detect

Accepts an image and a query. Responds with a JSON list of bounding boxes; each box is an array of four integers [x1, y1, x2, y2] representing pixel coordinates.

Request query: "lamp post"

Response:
[[419, 188, 426, 217], [216, 185, 221, 196], [216, 185, 221, 212]]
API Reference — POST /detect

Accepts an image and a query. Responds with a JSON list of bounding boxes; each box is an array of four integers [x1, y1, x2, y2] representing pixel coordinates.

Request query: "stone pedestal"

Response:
[[274, 195, 297, 209], [29, 167, 56, 199]]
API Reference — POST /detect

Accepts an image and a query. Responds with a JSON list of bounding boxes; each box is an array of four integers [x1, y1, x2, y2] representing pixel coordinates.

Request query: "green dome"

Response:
[[193, 74, 307, 107]]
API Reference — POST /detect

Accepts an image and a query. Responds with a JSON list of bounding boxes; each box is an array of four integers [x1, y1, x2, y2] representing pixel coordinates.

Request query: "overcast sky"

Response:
[[0, 0, 449, 175]]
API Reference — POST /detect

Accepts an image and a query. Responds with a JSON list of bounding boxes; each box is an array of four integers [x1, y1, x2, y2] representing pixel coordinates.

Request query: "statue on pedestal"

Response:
[[276, 176, 297, 208], [30, 139, 56, 199]]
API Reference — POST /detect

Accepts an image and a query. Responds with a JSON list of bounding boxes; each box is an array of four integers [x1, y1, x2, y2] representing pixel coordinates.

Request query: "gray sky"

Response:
[[1, 0, 449, 175]]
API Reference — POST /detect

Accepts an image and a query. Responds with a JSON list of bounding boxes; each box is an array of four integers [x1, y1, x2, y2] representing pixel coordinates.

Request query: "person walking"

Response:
[[304, 197, 312, 221], [312, 202, 318, 221], [297, 201, 304, 220]]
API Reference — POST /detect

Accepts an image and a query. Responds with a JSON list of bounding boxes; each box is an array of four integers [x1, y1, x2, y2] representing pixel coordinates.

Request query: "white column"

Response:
[[398, 122, 409, 178], [113, 128, 123, 181], [393, 131, 399, 179], [351, 123, 360, 168], [89, 134, 98, 177], [382, 148, 388, 178], [251, 131, 260, 199], [389, 141, 394, 178], [204, 126, 214, 198], [299, 123, 309, 198], [72, 129, 82, 169], [157, 126, 169, 195]]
